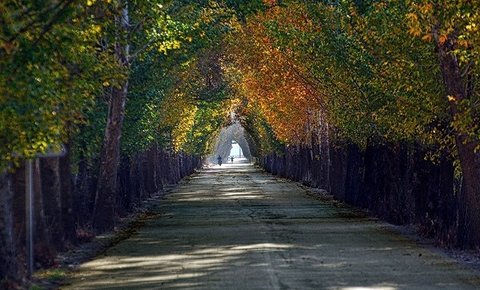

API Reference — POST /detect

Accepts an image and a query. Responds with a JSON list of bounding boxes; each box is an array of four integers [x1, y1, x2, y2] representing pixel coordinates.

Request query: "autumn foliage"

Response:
[[2, 0, 480, 287]]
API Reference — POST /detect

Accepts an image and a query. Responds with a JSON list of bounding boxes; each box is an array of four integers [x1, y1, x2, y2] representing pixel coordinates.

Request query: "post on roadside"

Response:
[[25, 144, 67, 277]]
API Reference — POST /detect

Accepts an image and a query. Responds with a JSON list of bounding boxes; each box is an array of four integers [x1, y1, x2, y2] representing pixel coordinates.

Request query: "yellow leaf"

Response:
[[406, 13, 418, 21], [439, 35, 447, 45], [421, 34, 432, 42], [420, 4, 432, 14], [408, 26, 421, 37], [91, 24, 102, 34], [458, 39, 469, 48]]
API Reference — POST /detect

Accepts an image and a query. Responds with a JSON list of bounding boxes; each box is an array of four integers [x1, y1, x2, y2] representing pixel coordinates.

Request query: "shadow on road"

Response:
[[64, 164, 480, 290]]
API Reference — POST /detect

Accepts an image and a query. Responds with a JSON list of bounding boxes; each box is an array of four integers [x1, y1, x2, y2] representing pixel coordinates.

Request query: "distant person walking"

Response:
[[230, 156, 234, 163], [217, 155, 222, 166]]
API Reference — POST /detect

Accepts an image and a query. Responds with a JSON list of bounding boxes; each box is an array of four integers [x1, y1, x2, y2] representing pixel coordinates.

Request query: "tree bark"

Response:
[[59, 142, 77, 245], [92, 1, 130, 233], [0, 171, 21, 289], [74, 153, 89, 226], [92, 82, 128, 233], [436, 35, 480, 247], [33, 160, 56, 267], [40, 157, 64, 251]]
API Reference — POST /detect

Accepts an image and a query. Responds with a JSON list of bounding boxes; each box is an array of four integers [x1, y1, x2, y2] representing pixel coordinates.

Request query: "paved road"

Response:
[[65, 162, 480, 289]]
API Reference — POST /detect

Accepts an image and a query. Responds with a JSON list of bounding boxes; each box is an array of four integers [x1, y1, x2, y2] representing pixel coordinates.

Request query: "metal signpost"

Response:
[[25, 144, 66, 277]]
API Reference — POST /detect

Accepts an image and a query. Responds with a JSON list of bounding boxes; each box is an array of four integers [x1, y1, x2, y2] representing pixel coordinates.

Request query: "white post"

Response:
[[22, 144, 66, 277]]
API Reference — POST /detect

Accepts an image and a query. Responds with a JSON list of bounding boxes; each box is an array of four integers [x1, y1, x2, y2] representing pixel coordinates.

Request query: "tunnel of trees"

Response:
[[1, 0, 480, 288], [211, 122, 253, 163]]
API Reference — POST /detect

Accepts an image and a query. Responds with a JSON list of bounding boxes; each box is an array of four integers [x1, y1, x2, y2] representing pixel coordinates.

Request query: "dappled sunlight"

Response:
[[174, 191, 266, 201], [4, 0, 480, 288], [70, 235, 420, 290], [231, 243, 294, 251], [218, 187, 246, 192], [66, 164, 480, 290], [335, 285, 398, 290], [217, 192, 265, 199], [126, 273, 205, 284], [217, 195, 264, 200], [69, 241, 303, 289]]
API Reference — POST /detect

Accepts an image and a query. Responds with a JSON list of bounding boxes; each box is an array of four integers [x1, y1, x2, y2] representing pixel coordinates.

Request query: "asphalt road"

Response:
[[64, 161, 480, 289]]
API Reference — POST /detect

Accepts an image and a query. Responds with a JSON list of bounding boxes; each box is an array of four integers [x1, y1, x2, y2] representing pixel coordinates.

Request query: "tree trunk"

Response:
[[74, 154, 89, 226], [11, 164, 26, 269], [40, 157, 64, 251], [436, 36, 480, 247], [92, 82, 128, 233], [59, 142, 77, 245], [92, 1, 130, 233], [33, 160, 56, 267], [0, 171, 21, 289]]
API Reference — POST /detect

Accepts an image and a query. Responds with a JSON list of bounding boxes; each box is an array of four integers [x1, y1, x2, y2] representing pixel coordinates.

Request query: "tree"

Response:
[[404, 0, 480, 246], [0, 171, 19, 289], [91, 0, 214, 232]]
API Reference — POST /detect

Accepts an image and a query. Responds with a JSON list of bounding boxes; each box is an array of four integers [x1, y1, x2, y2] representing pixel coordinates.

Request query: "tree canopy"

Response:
[[3, 1, 480, 287], [1, 0, 480, 246]]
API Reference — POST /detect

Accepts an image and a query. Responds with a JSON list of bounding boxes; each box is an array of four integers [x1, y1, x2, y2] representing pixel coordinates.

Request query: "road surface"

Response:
[[64, 161, 480, 289]]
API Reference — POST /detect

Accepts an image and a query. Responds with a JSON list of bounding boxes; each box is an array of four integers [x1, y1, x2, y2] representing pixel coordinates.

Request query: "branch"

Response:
[[461, 60, 473, 78], [8, 0, 71, 43], [128, 17, 147, 36], [128, 38, 155, 62], [32, 0, 76, 46]]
